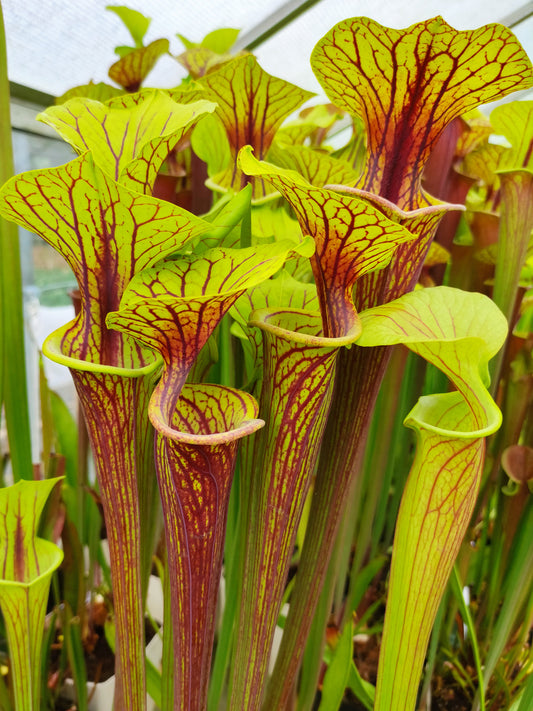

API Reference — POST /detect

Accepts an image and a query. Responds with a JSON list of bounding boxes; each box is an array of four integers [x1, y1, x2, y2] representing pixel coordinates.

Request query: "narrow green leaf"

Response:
[[0, 1, 32, 481], [239, 187, 252, 249], [296, 560, 335, 711], [63, 607, 89, 711], [39, 603, 57, 708], [477, 499, 533, 705], [450, 567, 485, 711], [318, 621, 354, 711], [59, 517, 85, 622], [106, 5, 151, 47], [347, 555, 388, 621], [515, 671, 533, 711], [146, 656, 162, 710], [348, 661, 375, 711], [199, 185, 255, 248], [49, 390, 78, 488], [207, 534, 239, 710]]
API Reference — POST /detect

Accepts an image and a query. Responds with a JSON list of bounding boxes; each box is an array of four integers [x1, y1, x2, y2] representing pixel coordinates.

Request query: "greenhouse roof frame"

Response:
[[2, 0, 532, 110]]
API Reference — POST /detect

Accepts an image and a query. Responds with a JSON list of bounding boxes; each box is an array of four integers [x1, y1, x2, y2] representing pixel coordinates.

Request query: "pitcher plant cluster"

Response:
[[0, 5, 533, 711]]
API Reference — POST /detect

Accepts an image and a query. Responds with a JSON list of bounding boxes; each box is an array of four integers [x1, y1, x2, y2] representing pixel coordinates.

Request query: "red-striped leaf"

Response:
[[239, 146, 414, 336], [108, 38, 170, 91], [200, 55, 314, 200], [312, 17, 533, 209], [0, 153, 212, 365], [106, 242, 299, 428], [107, 244, 297, 711], [229, 307, 359, 711], [39, 91, 216, 194]]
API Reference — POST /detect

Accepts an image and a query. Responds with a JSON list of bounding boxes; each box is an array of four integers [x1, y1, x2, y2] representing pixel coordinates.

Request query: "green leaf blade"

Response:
[[318, 621, 354, 711], [106, 5, 151, 47], [0, 2, 33, 481]]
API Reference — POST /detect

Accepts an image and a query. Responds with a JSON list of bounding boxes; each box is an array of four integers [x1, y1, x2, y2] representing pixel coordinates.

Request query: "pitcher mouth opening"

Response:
[[324, 184, 465, 221], [149, 382, 265, 445], [249, 307, 361, 347], [42, 319, 162, 377]]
